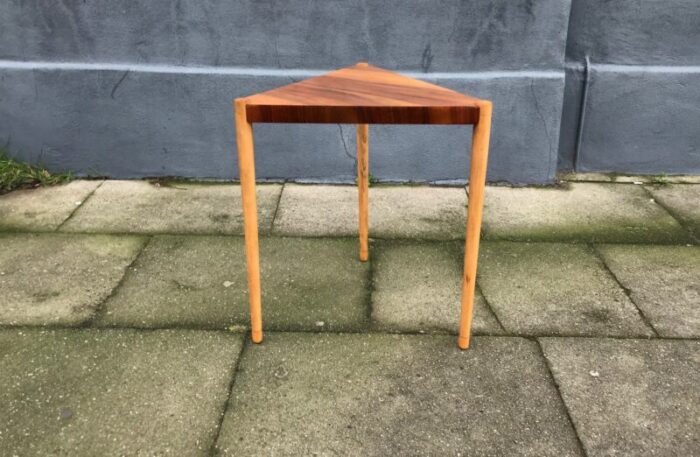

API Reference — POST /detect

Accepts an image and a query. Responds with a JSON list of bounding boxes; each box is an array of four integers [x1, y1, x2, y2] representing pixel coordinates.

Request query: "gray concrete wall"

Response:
[[0, 0, 569, 184], [558, 0, 700, 174], [0, 66, 563, 183], [1, 0, 697, 183]]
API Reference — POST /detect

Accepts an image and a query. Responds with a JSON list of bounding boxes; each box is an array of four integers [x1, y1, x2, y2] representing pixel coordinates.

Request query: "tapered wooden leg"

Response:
[[234, 99, 263, 344], [357, 124, 369, 262], [458, 101, 492, 350]]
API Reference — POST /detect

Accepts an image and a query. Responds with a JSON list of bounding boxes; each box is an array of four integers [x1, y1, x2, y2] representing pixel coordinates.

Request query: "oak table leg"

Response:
[[357, 124, 369, 262], [235, 99, 263, 343], [458, 101, 493, 350]]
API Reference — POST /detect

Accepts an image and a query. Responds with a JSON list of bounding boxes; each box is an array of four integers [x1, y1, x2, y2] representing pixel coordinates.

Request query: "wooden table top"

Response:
[[240, 63, 483, 125]]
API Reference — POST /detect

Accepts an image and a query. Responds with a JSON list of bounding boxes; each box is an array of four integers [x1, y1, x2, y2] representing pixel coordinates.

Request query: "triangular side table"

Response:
[[234, 63, 492, 349]]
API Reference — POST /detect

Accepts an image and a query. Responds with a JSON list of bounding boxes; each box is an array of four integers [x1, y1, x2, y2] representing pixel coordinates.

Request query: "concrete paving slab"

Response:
[[477, 242, 654, 337], [273, 184, 357, 236], [0, 180, 102, 231], [646, 184, 700, 239], [540, 338, 700, 457], [660, 175, 700, 184], [60, 180, 282, 235], [560, 173, 700, 184], [0, 233, 145, 326], [0, 328, 243, 457], [98, 236, 369, 331], [369, 186, 468, 239], [613, 175, 700, 184], [273, 184, 467, 239], [371, 240, 502, 334], [481, 183, 690, 243], [597, 244, 700, 337], [558, 172, 617, 183], [215, 333, 583, 456]]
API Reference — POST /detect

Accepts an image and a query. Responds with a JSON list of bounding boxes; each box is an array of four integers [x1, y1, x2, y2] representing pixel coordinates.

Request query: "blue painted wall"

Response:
[[558, 0, 700, 174], [0, 1, 697, 183]]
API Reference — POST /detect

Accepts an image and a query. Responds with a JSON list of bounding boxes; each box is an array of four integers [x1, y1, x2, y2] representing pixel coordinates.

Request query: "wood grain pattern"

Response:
[[357, 123, 369, 262], [458, 100, 492, 350], [234, 99, 263, 344], [243, 63, 481, 124]]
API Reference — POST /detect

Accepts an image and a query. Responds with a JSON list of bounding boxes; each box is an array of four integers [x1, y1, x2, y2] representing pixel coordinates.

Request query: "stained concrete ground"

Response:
[[0, 178, 698, 456]]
